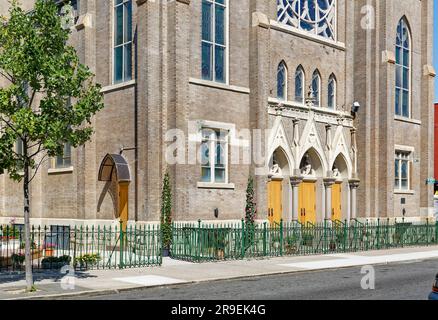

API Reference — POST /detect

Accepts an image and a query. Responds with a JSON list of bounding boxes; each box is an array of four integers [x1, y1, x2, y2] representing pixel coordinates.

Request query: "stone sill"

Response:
[[189, 78, 250, 94], [48, 167, 74, 175], [269, 20, 346, 51], [197, 182, 235, 190], [101, 80, 136, 94], [394, 116, 421, 125], [394, 190, 415, 195]]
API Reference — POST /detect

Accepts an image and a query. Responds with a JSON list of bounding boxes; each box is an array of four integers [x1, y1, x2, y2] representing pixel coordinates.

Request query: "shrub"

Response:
[[161, 172, 172, 250], [11, 253, 25, 265], [75, 253, 101, 269]]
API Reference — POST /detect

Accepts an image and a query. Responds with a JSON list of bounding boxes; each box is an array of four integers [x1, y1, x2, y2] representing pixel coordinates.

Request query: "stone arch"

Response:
[[331, 152, 352, 180], [268, 147, 291, 179], [267, 119, 294, 175], [299, 147, 326, 177]]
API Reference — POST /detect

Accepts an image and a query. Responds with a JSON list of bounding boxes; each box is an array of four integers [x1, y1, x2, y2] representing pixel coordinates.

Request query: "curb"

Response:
[[7, 254, 438, 300]]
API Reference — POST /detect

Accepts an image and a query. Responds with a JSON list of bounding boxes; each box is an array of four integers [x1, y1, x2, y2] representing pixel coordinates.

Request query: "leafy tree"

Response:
[[161, 171, 172, 253], [0, 0, 104, 291]]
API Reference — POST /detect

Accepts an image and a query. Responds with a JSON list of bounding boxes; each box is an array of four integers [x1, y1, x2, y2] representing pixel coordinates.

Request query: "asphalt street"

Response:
[[73, 258, 438, 300]]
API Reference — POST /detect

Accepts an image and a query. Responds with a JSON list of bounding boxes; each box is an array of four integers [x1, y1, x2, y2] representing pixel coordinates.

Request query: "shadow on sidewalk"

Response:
[[0, 270, 97, 286]]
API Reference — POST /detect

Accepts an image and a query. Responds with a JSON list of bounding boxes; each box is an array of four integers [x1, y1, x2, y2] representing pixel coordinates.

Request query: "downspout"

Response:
[[134, 26, 139, 222]]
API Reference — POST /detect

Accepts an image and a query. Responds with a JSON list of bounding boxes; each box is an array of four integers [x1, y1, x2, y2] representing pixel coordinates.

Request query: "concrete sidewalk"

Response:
[[2, 245, 438, 300]]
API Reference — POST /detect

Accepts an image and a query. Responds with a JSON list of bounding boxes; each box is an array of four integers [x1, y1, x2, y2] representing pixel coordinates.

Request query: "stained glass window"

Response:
[[312, 70, 321, 107], [395, 18, 410, 118], [114, 0, 132, 84], [202, 0, 227, 83], [295, 66, 304, 103], [277, 0, 337, 40], [277, 62, 287, 100]]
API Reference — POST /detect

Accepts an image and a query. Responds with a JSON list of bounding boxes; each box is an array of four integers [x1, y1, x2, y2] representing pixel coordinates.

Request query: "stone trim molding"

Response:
[[101, 80, 136, 94], [270, 20, 346, 51], [290, 176, 303, 186], [197, 182, 235, 190], [348, 179, 360, 189], [136, 0, 147, 5], [252, 12, 270, 29], [423, 64, 436, 77], [394, 116, 421, 125], [176, 0, 191, 4], [323, 177, 337, 187], [189, 77, 250, 94], [48, 167, 74, 175], [382, 50, 396, 64], [75, 13, 93, 31]]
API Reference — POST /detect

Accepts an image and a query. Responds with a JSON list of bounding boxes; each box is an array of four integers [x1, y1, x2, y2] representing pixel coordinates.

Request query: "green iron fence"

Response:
[[0, 223, 162, 272], [171, 219, 438, 262]]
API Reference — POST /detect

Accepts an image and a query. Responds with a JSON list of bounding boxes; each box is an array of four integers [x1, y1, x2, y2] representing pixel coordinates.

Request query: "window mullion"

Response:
[[212, 3, 216, 82], [210, 135, 215, 183]]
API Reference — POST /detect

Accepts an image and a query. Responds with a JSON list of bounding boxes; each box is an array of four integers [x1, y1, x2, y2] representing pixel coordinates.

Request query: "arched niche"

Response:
[[332, 153, 350, 181], [299, 148, 325, 178]]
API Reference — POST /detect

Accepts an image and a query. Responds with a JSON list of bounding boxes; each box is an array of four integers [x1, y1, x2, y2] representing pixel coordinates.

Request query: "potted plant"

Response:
[[44, 243, 56, 257], [74, 253, 101, 270]]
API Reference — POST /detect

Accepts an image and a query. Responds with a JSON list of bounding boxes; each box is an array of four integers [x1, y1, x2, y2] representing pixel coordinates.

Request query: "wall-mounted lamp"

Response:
[[214, 208, 219, 218]]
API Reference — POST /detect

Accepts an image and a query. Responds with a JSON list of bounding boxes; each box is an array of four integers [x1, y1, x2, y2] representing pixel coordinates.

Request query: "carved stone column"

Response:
[[349, 179, 360, 220], [323, 178, 336, 220], [292, 118, 300, 147], [290, 176, 303, 221], [325, 124, 332, 151]]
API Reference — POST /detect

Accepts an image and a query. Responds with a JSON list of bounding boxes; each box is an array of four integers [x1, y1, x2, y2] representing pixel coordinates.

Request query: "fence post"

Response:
[[376, 218, 380, 250], [426, 218, 429, 246], [435, 221, 438, 245], [197, 220, 201, 262], [263, 222, 267, 256], [119, 221, 124, 269], [241, 219, 245, 258], [279, 219, 283, 256]]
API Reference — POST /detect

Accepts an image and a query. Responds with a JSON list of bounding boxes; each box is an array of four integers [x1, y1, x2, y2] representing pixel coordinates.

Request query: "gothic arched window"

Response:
[[312, 70, 321, 107], [328, 74, 336, 109], [277, 61, 287, 100], [395, 18, 411, 118], [277, 0, 337, 40], [295, 66, 305, 103]]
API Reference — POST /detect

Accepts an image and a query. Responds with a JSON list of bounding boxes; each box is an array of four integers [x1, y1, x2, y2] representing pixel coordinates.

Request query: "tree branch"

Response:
[[28, 88, 36, 109], [28, 153, 49, 184]]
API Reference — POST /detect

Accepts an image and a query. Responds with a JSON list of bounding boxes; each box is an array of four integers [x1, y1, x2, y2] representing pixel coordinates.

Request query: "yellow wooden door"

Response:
[[298, 182, 316, 224], [268, 181, 282, 225], [332, 183, 342, 221], [118, 182, 129, 232]]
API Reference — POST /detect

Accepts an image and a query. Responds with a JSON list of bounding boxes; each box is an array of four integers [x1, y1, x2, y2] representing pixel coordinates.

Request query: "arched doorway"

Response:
[[331, 153, 350, 221], [267, 148, 290, 225], [298, 149, 324, 224], [98, 154, 132, 231]]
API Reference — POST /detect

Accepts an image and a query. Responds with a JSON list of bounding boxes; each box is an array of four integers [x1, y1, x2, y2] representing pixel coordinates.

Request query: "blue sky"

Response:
[[434, 0, 438, 102]]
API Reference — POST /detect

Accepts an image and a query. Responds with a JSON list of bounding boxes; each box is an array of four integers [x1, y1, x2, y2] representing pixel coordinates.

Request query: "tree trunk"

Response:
[[23, 160, 33, 291]]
